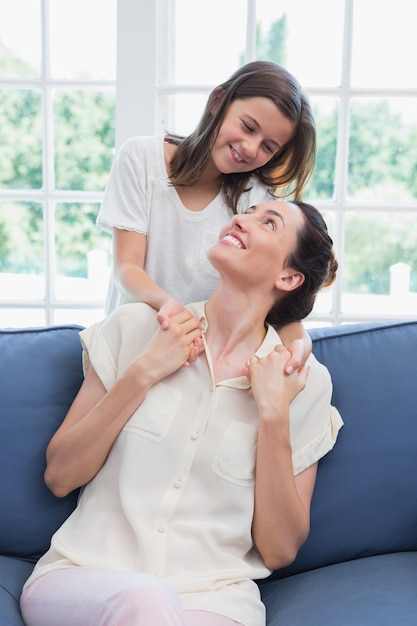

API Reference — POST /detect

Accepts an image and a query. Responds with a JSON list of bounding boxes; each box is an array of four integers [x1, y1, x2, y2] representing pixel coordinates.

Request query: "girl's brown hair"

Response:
[[168, 61, 316, 213]]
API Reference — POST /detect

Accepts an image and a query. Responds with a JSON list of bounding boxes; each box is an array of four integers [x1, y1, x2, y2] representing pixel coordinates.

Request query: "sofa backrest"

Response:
[[0, 325, 84, 563], [2, 321, 417, 573], [270, 320, 417, 580]]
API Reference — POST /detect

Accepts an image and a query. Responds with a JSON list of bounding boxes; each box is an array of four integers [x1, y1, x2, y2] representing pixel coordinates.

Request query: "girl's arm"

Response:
[[248, 346, 317, 570], [277, 320, 312, 374], [113, 228, 203, 361], [113, 228, 183, 317], [44, 311, 202, 498]]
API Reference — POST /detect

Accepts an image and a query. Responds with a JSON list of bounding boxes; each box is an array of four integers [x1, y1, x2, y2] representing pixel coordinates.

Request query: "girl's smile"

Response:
[[211, 97, 295, 175]]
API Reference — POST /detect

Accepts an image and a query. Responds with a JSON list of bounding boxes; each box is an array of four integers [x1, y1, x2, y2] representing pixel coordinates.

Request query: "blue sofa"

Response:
[[1, 320, 417, 625]]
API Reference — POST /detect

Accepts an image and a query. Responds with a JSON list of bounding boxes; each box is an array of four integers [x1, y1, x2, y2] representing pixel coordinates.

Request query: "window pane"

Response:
[[0, 309, 45, 328], [160, 93, 209, 137], [54, 89, 115, 191], [348, 98, 417, 203], [55, 202, 110, 302], [310, 211, 335, 316], [0, 0, 41, 78], [352, 0, 417, 88], [53, 308, 104, 327], [0, 201, 44, 299], [0, 89, 42, 190], [49, 0, 116, 80], [306, 97, 339, 201], [174, 0, 247, 84], [342, 212, 417, 315], [256, 0, 344, 87]]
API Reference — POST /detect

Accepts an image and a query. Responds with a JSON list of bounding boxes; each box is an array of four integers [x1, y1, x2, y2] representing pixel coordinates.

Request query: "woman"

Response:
[[21, 200, 342, 626]]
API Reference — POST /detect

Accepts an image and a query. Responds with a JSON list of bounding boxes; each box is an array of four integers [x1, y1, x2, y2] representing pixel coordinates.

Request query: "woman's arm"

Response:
[[248, 346, 316, 570], [277, 321, 312, 374], [44, 311, 202, 498]]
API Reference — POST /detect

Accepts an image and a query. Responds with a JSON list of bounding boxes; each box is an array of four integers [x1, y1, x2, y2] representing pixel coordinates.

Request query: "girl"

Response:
[[21, 199, 342, 626], [97, 61, 316, 372]]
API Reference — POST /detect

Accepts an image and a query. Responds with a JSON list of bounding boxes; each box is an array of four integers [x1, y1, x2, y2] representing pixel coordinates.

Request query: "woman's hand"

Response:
[[156, 298, 204, 365], [247, 345, 309, 415]]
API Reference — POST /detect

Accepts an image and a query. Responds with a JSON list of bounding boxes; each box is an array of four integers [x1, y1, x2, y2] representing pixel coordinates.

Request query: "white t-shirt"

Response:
[[97, 136, 272, 313], [24, 302, 343, 626]]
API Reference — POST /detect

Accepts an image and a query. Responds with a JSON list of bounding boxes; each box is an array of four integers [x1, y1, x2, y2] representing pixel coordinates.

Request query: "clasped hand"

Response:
[[157, 298, 204, 366], [246, 345, 309, 416]]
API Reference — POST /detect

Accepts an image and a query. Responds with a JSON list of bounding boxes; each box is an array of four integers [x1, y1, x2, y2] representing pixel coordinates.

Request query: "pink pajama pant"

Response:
[[20, 569, 244, 626]]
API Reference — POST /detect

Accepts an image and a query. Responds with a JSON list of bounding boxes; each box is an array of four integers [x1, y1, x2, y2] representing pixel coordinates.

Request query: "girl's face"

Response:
[[210, 97, 295, 175]]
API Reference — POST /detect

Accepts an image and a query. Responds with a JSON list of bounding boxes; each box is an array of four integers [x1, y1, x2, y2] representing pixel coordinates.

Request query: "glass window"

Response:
[[0, 89, 42, 189], [342, 211, 417, 316], [0, 0, 116, 327], [1, 1, 416, 327], [49, 0, 116, 80], [0, 0, 41, 78], [256, 0, 345, 87], [348, 98, 417, 203], [173, 0, 247, 84], [351, 0, 417, 88]]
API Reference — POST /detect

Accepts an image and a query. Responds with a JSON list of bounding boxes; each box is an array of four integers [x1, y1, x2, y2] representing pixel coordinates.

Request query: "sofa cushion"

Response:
[[261, 552, 417, 626], [0, 325, 84, 562], [0, 556, 33, 626], [271, 321, 417, 579]]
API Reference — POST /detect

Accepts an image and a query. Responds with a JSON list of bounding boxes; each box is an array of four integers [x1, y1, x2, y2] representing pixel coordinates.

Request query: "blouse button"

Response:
[[157, 525, 166, 533], [173, 479, 182, 489], [190, 431, 199, 440]]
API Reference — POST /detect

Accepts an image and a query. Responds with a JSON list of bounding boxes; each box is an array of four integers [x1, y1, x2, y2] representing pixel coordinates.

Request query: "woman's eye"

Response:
[[265, 219, 275, 230]]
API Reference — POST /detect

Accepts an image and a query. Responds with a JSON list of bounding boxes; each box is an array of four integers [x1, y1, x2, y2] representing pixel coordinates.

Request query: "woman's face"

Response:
[[208, 201, 305, 292], [210, 97, 295, 175]]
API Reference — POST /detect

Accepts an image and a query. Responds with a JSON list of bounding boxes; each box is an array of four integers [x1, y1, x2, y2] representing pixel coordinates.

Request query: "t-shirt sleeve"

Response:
[[289, 354, 343, 475], [96, 137, 151, 235]]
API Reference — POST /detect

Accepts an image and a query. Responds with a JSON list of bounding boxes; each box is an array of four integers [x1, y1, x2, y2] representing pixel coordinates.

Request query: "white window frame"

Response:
[[1, 0, 416, 327]]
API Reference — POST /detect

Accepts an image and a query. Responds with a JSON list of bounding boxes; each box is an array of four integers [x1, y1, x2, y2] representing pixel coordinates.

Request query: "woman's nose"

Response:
[[232, 213, 248, 231]]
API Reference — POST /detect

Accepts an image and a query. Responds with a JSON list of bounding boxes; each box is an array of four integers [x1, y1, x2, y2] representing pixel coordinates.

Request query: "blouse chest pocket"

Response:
[[212, 421, 258, 487], [123, 382, 181, 442]]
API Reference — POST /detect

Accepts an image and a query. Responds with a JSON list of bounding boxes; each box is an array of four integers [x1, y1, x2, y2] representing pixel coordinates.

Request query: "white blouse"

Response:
[[25, 302, 343, 626]]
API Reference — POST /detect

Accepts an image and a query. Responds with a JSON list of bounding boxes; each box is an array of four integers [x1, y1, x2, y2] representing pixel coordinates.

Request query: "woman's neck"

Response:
[[203, 288, 269, 382]]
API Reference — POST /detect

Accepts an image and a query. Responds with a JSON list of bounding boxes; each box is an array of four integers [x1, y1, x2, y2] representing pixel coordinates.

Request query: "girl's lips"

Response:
[[230, 145, 246, 164]]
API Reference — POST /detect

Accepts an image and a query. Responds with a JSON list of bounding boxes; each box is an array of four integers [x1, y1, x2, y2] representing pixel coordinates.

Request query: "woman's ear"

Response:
[[209, 86, 225, 115], [275, 270, 305, 292]]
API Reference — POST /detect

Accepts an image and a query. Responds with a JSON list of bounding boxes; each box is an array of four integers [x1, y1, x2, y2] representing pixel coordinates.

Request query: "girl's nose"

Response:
[[242, 137, 259, 158]]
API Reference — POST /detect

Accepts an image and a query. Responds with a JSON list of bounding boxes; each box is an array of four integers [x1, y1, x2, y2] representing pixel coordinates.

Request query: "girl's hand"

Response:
[[247, 345, 309, 417], [278, 322, 312, 374], [156, 297, 186, 330], [284, 337, 312, 374], [156, 298, 204, 366]]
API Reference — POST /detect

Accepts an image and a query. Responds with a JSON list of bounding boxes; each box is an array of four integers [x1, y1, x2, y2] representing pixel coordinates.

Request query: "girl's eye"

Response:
[[263, 142, 274, 154], [242, 121, 254, 132], [265, 218, 275, 230]]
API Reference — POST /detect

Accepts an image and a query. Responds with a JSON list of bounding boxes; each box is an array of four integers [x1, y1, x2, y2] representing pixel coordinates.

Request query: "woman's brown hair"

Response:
[[267, 201, 338, 326], [168, 61, 316, 213]]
